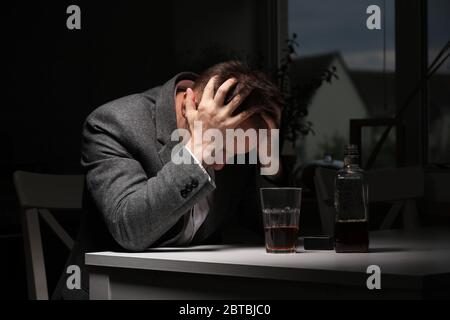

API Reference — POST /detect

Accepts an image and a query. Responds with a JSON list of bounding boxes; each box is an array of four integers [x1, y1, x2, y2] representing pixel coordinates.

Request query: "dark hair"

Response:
[[193, 61, 284, 119]]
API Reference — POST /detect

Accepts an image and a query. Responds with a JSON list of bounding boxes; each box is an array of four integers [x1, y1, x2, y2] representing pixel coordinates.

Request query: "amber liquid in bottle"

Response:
[[334, 220, 369, 253], [334, 145, 369, 253]]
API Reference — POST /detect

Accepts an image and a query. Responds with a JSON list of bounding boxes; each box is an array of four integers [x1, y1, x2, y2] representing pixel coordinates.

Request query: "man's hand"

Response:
[[185, 77, 256, 169]]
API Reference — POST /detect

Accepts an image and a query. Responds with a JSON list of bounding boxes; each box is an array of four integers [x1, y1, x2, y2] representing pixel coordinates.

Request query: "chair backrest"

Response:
[[13, 171, 84, 300], [314, 166, 425, 235]]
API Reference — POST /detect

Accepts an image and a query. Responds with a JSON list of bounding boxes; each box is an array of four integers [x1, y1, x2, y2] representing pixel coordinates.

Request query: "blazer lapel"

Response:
[[153, 72, 198, 165]]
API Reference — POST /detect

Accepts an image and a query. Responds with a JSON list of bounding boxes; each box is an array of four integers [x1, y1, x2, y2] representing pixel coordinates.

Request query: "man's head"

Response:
[[192, 61, 283, 162], [193, 61, 283, 127], [175, 61, 284, 172]]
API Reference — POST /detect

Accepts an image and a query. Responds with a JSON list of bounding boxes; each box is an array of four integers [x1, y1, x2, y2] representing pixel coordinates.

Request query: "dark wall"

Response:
[[173, 0, 273, 73], [4, 1, 273, 174], [5, 2, 177, 173]]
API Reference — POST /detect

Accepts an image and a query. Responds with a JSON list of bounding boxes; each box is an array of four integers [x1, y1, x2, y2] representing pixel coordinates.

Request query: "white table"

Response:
[[86, 228, 450, 300]]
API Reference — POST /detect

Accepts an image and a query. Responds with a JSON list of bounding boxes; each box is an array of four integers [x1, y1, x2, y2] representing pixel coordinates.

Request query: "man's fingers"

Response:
[[203, 76, 218, 101], [227, 106, 259, 127], [214, 78, 238, 106], [185, 88, 197, 114], [224, 88, 253, 116]]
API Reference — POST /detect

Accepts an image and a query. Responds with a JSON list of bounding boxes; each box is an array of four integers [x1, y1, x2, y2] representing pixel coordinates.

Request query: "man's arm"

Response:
[[81, 106, 215, 252]]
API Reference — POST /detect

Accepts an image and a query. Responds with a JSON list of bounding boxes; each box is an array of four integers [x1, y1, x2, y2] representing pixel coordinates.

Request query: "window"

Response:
[[428, 0, 450, 165], [287, 0, 396, 167]]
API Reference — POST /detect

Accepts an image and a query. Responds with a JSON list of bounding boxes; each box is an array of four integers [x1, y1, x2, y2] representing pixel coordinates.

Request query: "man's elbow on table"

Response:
[[107, 198, 160, 252]]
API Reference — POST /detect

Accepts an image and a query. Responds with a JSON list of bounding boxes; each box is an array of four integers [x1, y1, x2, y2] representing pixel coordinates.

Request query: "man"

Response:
[[53, 61, 284, 300]]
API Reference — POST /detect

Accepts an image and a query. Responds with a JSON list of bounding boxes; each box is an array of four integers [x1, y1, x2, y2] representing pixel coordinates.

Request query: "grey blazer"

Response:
[[53, 72, 275, 300]]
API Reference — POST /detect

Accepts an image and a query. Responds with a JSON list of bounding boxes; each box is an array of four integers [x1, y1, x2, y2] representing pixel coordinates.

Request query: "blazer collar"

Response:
[[152, 72, 198, 165], [155, 72, 198, 146]]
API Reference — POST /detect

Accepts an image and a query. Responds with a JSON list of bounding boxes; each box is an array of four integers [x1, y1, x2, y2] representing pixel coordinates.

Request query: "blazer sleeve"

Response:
[[81, 106, 215, 252]]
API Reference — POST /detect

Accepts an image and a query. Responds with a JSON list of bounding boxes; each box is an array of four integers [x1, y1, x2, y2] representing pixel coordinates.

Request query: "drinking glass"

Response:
[[260, 188, 302, 254]]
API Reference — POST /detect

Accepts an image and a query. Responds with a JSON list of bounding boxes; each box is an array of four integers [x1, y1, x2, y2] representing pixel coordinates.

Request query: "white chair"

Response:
[[14, 171, 84, 300]]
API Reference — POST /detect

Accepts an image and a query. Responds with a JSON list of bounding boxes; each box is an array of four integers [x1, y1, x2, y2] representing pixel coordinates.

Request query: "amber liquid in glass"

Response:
[[264, 226, 299, 253]]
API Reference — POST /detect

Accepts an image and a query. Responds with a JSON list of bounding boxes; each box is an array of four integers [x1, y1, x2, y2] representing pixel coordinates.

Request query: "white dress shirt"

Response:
[[175, 147, 215, 245]]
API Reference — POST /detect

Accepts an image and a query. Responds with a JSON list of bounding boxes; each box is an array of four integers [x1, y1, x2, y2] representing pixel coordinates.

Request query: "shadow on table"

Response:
[[296, 247, 411, 253], [369, 247, 411, 253], [145, 245, 243, 253]]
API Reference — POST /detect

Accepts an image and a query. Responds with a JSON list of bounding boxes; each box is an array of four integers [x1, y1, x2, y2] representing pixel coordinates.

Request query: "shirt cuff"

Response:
[[183, 146, 212, 183]]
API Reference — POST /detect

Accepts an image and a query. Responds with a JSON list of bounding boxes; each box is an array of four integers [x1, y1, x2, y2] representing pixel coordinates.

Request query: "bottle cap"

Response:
[[344, 145, 360, 166], [344, 145, 359, 156]]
